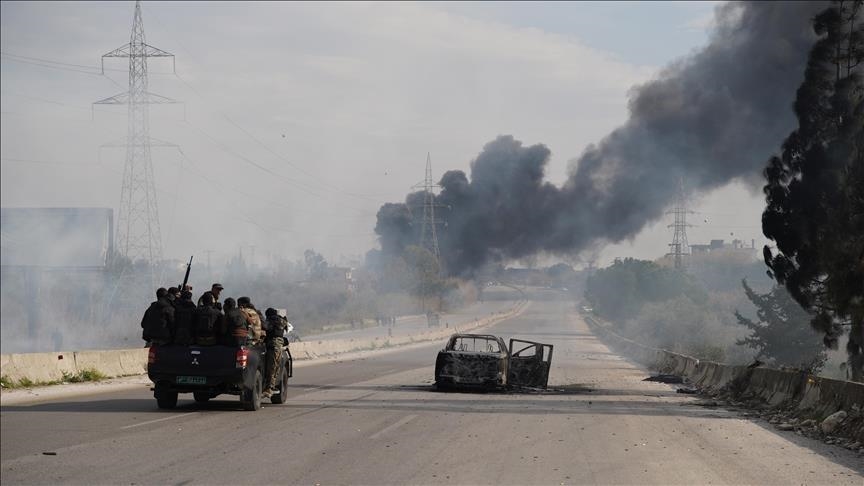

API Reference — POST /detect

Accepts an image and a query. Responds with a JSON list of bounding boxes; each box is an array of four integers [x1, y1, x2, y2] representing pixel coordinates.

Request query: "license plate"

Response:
[[177, 376, 206, 385]]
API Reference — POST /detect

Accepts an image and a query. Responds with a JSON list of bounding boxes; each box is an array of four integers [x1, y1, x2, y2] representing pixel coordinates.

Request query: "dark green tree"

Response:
[[762, 0, 864, 381], [584, 258, 704, 323], [735, 280, 827, 372]]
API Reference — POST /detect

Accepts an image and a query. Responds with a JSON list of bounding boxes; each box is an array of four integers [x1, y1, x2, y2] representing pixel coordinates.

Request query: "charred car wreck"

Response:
[[434, 334, 553, 390]]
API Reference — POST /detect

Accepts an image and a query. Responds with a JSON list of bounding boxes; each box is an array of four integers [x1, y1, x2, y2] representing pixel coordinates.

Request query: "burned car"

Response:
[[434, 333, 553, 390]]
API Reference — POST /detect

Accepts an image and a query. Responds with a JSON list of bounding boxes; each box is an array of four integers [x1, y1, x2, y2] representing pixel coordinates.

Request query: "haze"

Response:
[[1, 1, 767, 268]]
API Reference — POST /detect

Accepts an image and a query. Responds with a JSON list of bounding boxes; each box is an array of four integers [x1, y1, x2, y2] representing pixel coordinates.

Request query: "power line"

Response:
[[1, 51, 176, 75], [1, 51, 127, 90], [139, 11, 389, 205]]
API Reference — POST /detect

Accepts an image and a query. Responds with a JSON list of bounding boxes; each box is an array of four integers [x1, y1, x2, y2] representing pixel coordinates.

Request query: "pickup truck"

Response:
[[147, 343, 293, 411]]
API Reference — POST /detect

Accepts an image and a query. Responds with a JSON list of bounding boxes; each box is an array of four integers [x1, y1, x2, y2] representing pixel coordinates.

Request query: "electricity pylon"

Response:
[[666, 177, 694, 270], [412, 153, 443, 264], [94, 0, 178, 267]]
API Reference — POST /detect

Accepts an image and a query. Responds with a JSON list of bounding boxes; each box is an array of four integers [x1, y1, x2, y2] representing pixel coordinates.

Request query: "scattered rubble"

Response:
[[820, 410, 847, 435]]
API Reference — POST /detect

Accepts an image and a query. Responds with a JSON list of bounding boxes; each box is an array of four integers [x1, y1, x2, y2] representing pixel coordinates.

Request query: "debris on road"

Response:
[[643, 374, 683, 384], [821, 410, 848, 435], [676, 387, 697, 394]]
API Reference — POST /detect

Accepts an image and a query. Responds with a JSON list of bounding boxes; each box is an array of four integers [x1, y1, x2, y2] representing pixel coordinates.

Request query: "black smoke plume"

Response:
[[375, 1, 828, 275]]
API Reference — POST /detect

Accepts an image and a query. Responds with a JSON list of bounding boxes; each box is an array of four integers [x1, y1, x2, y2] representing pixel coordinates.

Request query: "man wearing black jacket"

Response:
[[141, 287, 175, 346]]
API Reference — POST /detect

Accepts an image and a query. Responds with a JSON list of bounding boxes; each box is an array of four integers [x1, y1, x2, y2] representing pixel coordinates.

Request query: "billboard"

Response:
[[0, 207, 113, 268]]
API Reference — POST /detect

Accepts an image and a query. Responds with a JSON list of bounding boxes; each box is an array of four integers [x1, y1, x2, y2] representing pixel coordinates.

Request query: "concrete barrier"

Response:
[[1, 351, 78, 384], [583, 312, 863, 442], [0, 301, 528, 386]]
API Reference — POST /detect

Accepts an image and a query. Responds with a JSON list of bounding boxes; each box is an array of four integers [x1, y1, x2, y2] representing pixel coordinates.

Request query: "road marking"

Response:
[[369, 414, 417, 440], [120, 412, 198, 430]]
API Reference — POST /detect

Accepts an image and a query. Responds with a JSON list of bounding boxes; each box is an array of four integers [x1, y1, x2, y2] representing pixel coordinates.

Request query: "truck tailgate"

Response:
[[149, 345, 238, 376]]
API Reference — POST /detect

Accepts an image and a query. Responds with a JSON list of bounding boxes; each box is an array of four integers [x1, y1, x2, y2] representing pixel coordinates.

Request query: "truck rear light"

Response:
[[148, 347, 157, 365], [236, 348, 249, 369]]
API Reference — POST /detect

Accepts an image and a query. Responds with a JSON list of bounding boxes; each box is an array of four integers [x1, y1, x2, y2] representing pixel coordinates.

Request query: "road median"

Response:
[[0, 301, 528, 388]]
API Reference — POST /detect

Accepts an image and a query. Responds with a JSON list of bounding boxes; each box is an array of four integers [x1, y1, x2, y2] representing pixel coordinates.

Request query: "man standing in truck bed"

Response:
[[197, 283, 224, 310], [238, 296, 264, 345]]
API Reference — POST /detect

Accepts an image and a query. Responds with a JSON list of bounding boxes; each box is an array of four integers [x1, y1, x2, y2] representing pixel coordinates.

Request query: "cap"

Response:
[[212, 283, 224, 290]]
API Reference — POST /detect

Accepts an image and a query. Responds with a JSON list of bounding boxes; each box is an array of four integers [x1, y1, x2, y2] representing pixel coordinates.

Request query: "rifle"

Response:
[[179, 255, 193, 291]]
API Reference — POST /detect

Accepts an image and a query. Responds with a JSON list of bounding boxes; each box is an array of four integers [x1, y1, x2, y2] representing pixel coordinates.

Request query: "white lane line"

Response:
[[369, 414, 417, 440], [120, 412, 198, 430]]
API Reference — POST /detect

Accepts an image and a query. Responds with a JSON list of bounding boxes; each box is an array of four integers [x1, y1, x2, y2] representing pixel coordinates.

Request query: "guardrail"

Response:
[[582, 313, 864, 442], [0, 301, 528, 385]]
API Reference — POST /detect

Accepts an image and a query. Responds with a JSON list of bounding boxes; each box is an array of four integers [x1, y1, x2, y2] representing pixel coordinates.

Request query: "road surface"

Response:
[[2, 292, 861, 485]]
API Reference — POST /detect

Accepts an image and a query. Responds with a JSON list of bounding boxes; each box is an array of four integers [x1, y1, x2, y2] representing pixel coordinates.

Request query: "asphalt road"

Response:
[[2, 293, 862, 485]]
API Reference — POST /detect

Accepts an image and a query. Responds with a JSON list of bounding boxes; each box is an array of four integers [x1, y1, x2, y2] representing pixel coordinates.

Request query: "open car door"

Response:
[[507, 339, 553, 388]]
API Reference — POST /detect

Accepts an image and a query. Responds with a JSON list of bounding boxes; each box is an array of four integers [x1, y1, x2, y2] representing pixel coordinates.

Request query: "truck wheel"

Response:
[[241, 370, 263, 411], [193, 392, 211, 403], [270, 367, 289, 404], [155, 382, 178, 409]]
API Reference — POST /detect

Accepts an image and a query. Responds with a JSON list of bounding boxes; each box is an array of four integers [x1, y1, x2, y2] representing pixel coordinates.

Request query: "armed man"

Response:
[[193, 292, 223, 346], [237, 296, 264, 345], [141, 287, 175, 346], [222, 297, 249, 346], [262, 307, 289, 398], [198, 283, 224, 310], [173, 289, 197, 345]]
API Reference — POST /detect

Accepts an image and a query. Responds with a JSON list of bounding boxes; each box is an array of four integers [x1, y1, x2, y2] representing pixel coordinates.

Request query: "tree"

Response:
[[304, 249, 328, 281], [762, 0, 864, 381], [584, 258, 703, 322], [735, 280, 827, 372], [403, 245, 447, 311]]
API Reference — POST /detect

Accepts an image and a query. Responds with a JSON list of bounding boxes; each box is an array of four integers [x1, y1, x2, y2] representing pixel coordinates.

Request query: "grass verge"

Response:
[[0, 368, 107, 389]]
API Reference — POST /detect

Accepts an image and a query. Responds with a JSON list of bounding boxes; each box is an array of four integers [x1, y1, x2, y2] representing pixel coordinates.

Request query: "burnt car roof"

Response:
[[448, 333, 500, 339]]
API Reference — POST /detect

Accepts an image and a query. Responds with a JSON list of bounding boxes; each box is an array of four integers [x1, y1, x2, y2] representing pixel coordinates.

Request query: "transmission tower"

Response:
[[412, 153, 443, 263], [666, 177, 694, 270], [94, 0, 177, 266]]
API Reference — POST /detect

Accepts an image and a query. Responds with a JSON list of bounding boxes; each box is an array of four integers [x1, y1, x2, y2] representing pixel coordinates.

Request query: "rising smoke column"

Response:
[[375, 1, 828, 275]]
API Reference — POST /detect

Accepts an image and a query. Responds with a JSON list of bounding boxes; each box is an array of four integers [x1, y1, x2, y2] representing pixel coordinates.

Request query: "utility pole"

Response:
[[94, 0, 178, 275], [666, 177, 694, 270]]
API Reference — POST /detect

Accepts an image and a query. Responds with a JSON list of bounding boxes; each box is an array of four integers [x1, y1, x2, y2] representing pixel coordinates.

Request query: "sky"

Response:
[[1, 1, 770, 269]]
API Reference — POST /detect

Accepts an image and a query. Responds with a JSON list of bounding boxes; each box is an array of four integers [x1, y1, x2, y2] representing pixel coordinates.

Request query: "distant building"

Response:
[[324, 266, 355, 292], [689, 238, 758, 263]]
